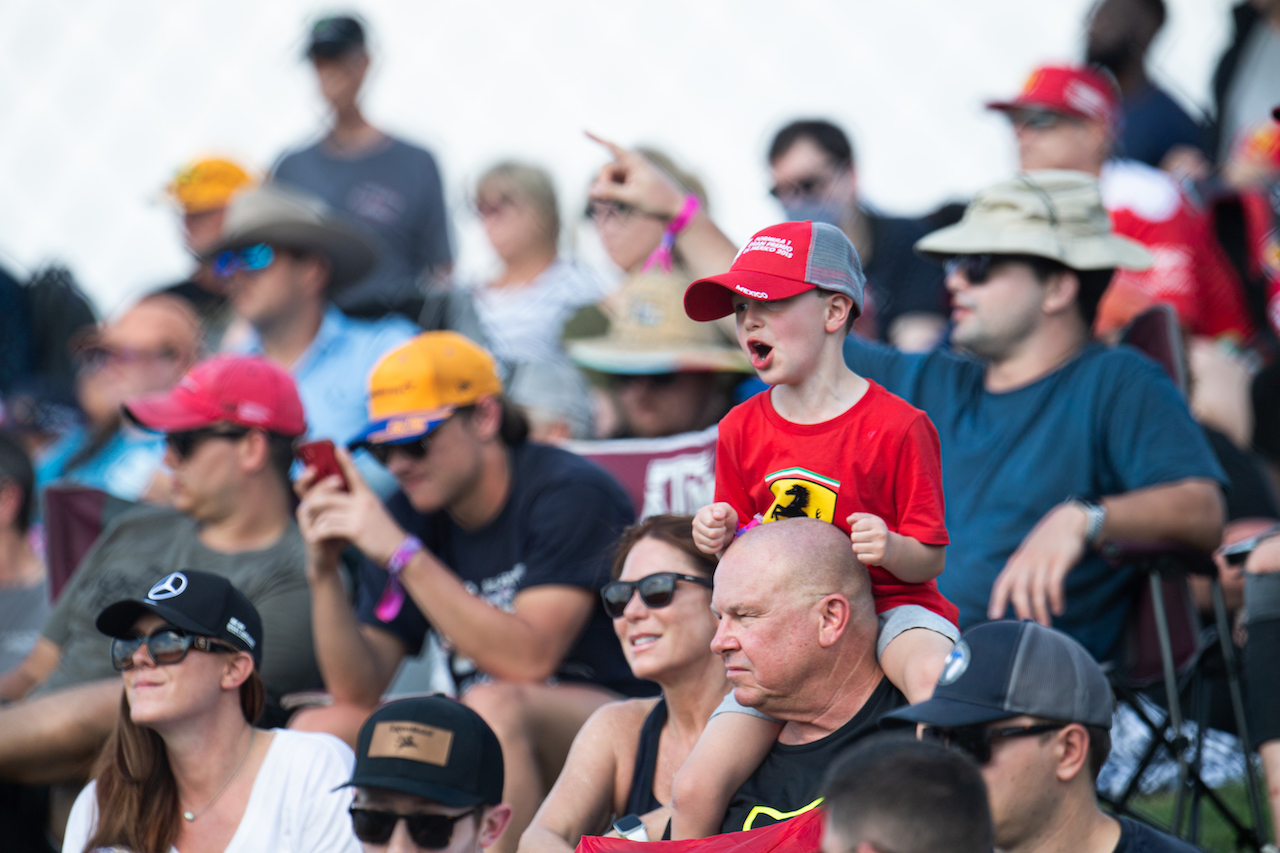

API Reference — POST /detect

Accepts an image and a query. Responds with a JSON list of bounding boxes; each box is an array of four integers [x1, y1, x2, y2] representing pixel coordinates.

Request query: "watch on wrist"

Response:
[[1069, 499, 1107, 548], [613, 814, 649, 842]]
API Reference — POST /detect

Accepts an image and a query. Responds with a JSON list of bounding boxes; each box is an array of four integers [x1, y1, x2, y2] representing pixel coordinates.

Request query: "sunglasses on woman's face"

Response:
[[921, 722, 1065, 765], [110, 626, 238, 671], [601, 572, 714, 619], [349, 806, 477, 848]]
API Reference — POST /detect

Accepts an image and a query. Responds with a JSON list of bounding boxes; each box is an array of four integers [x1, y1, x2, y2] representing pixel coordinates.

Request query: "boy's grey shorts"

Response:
[[711, 604, 959, 722]]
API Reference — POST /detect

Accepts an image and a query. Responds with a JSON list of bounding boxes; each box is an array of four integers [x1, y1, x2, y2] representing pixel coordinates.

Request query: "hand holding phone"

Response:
[[296, 440, 348, 491]]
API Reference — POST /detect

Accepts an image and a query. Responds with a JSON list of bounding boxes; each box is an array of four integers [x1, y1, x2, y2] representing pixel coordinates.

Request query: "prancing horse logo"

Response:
[[148, 572, 189, 601]]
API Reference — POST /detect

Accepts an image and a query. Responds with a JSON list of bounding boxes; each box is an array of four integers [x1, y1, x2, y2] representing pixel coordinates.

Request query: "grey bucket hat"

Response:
[[206, 182, 377, 289], [915, 170, 1152, 272]]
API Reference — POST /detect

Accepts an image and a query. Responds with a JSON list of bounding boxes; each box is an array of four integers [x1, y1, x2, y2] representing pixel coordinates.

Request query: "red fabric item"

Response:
[[575, 803, 824, 853], [715, 383, 957, 623], [685, 222, 819, 321], [1238, 190, 1280, 337], [125, 354, 307, 436], [986, 64, 1120, 126], [1095, 162, 1255, 340]]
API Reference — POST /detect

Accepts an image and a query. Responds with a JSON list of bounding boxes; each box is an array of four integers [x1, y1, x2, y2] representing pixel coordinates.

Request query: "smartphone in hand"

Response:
[[296, 439, 348, 491]]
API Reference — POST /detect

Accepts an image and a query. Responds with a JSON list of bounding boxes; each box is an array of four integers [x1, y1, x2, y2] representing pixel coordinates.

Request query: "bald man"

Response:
[[708, 518, 905, 833]]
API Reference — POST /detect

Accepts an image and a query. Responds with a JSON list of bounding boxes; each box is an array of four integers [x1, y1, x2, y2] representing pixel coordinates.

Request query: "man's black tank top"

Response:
[[624, 698, 667, 816]]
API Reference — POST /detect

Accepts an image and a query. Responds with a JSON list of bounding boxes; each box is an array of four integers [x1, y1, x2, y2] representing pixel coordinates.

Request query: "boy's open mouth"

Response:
[[749, 341, 772, 360]]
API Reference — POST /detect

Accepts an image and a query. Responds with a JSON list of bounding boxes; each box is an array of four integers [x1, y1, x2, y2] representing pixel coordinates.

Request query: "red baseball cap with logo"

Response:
[[987, 64, 1120, 127], [683, 221, 865, 322], [124, 355, 306, 437]]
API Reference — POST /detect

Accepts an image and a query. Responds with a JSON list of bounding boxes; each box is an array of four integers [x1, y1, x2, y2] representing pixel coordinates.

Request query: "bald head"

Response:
[[723, 518, 874, 611], [711, 519, 880, 722]]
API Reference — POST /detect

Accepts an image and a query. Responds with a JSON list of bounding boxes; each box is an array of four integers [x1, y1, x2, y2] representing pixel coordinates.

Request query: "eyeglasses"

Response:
[[768, 170, 840, 202], [111, 626, 238, 671], [349, 807, 478, 848], [922, 722, 1066, 765], [75, 345, 181, 374], [584, 200, 668, 224], [362, 435, 431, 466], [612, 372, 680, 390], [1010, 108, 1074, 131], [945, 253, 1065, 286], [165, 426, 251, 461], [212, 243, 275, 277], [601, 572, 714, 619]]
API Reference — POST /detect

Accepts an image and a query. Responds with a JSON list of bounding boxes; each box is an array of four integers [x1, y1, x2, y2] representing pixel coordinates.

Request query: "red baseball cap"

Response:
[[125, 355, 306, 437], [987, 64, 1120, 127], [683, 221, 865, 322]]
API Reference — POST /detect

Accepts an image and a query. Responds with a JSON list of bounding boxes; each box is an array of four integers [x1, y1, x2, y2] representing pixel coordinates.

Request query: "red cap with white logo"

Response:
[[683, 221, 865, 322], [986, 64, 1120, 127], [124, 354, 306, 437]]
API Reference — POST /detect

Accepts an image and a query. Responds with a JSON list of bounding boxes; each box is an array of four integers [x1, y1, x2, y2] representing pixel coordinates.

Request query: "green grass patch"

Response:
[[1112, 783, 1273, 852]]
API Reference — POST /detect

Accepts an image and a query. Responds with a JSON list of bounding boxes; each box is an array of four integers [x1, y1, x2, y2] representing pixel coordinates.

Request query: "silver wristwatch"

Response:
[[1069, 499, 1107, 548]]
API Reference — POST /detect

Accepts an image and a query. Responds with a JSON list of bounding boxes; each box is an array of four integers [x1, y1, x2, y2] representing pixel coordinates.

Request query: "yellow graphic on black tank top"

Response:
[[763, 468, 840, 523]]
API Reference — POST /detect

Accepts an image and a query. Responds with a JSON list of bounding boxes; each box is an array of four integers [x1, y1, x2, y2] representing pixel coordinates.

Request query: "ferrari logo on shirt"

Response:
[[763, 468, 839, 523]]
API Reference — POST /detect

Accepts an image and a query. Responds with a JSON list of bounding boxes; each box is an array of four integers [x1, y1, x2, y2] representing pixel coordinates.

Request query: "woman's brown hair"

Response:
[[82, 668, 265, 853], [611, 514, 718, 580]]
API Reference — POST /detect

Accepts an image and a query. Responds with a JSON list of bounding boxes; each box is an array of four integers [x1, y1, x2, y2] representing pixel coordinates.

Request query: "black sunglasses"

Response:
[[111, 626, 238, 671], [165, 426, 251, 461], [922, 722, 1066, 765], [349, 806, 478, 848], [359, 434, 434, 467], [944, 253, 1064, 286], [768, 171, 837, 201], [601, 572, 714, 619]]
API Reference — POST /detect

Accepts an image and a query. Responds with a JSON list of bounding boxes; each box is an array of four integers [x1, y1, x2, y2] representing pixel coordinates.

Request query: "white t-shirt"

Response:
[[471, 259, 614, 365], [62, 729, 360, 853]]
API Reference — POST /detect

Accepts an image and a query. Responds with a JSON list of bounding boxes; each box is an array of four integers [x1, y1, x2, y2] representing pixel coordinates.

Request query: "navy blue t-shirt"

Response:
[[1118, 83, 1208, 168], [864, 211, 950, 340], [1113, 817, 1200, 853], [844, 336, 1225, 661], [356, 442, 653, 697]]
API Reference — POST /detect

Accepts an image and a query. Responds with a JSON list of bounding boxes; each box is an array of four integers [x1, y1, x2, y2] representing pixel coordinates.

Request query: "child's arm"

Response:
[[693, 503, 739, 555], [669, 710, 782, 839], [847, 512, 944, 582], [881, 626, 953, 704]]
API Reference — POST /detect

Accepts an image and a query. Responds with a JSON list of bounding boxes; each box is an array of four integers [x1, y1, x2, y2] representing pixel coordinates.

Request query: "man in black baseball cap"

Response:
[[96, 569, 263, 670], [886, 620, 1196, 853], [340, 696, 512, 853]]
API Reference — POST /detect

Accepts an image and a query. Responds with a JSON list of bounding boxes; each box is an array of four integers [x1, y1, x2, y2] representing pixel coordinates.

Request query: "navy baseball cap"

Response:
[[340, 696, 505, 807], [96, 570, 263, 668], [306, 15, 365, 59], [884, 620, 1114, 729]]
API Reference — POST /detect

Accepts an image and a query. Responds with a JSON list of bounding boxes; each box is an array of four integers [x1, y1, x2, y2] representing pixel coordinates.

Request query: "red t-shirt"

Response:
[[1096, 160, 1254, 340], [715, 381, 958, 624]]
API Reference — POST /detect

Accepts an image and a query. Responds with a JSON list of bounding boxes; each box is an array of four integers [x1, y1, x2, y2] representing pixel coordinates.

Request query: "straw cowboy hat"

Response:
[[916, 170, 1152, 271], [568, 272, 751, 375], [206, 182, 377, 289]]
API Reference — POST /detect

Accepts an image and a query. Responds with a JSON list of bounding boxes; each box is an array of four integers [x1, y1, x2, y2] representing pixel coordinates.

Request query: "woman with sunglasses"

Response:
[[519, 515, 727, 852], [62, 570, 359, 853]]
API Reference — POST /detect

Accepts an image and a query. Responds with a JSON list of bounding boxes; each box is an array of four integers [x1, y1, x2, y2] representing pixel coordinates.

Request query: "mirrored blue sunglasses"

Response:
[[213, 243, 275, 277]]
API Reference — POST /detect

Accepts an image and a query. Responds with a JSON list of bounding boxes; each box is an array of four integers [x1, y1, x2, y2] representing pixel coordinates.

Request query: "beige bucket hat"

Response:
[[568, 272, 751, 375], [205, 182, 377, 289], [915, 170, 1152, 271]]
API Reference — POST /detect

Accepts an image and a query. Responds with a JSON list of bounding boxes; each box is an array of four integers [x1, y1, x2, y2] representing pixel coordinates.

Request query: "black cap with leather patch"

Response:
[[340, 695, 504, 807]]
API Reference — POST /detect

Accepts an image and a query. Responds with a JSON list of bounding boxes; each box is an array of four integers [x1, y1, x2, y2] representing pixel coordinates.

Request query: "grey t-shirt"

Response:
[[38, 505, 322, 725], [0, 574, 50, 674], [272, 134, 452, 316]]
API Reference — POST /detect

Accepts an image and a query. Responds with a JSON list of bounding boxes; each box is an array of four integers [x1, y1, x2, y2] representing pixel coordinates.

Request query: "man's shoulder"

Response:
[[98, 504, 196, 544], [1069, 343, 1170, 390], [514, 442, 631, 503], [1115, 817, 1201, 853], [327, 307, 419, 348]]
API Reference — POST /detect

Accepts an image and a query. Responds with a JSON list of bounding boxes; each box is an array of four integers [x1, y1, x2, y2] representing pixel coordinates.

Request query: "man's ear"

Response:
[[1054, 723, 1090, 783], [299, 255, 332, 300], [469, 397, 504, 443], [477, 803, 514, 848], [238, 430, 272, 475], [1041, 270, 1080, 318], [816, 593, 851, 648], [0, 481, 21, 529]]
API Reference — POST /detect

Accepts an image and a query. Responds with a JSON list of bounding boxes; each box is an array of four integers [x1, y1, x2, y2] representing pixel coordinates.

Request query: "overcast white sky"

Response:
[[0, 0, 1237, 316]]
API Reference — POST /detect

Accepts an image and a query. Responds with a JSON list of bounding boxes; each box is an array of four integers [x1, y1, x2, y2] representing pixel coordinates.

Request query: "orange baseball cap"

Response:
[[352, 333, 503, 446], [165, 158, 256, 214]]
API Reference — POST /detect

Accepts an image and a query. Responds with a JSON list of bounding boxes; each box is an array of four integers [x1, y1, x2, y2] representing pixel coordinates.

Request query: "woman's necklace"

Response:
[[182, 729, 255, 822]]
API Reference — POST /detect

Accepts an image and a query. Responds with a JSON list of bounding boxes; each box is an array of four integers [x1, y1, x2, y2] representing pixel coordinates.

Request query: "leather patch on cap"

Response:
[[367, 721, 454, 766]]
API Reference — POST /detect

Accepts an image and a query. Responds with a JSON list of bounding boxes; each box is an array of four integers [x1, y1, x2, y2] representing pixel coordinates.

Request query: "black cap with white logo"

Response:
[[339, 696, 505, 807], [884, 620, 1114, 729], [96, 570, 263, 668]]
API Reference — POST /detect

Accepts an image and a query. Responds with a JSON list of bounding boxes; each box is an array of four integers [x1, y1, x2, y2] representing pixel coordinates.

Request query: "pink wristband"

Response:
[[373, 534, 423, 623], [641, 195, 702, 274]]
